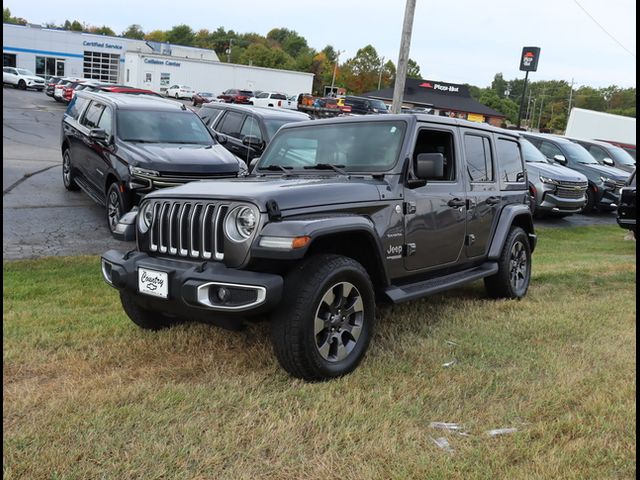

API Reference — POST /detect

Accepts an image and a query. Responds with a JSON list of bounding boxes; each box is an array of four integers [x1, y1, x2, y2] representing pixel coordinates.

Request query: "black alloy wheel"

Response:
[[62, 149, 79, 191], [106, 183, 127, 235]]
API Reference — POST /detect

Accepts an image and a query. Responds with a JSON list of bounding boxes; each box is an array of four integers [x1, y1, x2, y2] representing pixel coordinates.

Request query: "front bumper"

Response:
[[538, 191, 586, 213], [596, 187, 622, 209], [101, 250, 283, 320]]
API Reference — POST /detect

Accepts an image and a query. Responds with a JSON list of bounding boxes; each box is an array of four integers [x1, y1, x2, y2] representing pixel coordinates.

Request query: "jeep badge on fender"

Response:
[[102, 114, 536, 381]]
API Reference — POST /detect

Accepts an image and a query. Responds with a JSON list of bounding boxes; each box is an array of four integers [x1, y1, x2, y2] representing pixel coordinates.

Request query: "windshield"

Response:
[[564, 143, 599, 164], [520, 139, 548, 163], [608, 146, 636, 166], [117, 110, 214, 144], [17, 69, 34, 76], [258, 121, 407, 172]]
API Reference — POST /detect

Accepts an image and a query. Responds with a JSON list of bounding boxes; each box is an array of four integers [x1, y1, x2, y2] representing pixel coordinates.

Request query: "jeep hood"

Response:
[[145, 176, 385, 211], [121, 143, 241, 174]]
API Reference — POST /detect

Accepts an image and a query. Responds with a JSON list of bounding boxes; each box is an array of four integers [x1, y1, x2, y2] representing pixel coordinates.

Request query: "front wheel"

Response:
[[270, 255, 375, 381], [18, 80, 26, 90], [106, 182, 129, 236], [484, 227, 531, 299], [580, 187, 596, 214]]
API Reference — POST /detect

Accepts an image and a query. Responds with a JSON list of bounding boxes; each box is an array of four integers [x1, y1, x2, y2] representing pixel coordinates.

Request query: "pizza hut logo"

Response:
[[419, 82, 433, 88], [522, 51, 535, 67], [419, 82, 460, 93]]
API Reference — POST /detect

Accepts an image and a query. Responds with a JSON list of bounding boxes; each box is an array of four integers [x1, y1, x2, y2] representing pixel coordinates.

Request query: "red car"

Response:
[[192, 92, 216, 106], [217, 88, 254, 104], [94, 85, 161, 97]]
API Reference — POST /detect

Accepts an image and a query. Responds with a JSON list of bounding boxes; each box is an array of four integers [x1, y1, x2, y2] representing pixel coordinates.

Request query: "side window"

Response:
[[97, 107, 113, 138], [81, 101, 105, 129], [217, 111, 245, 138], [240, 116, 263, 141], [588, 145, 607, 162], [258, 92, 269, 98], [538, 141, 562, 159], [496, 138, 525, 183], [464, 134, 494, 182], [413, 129, 456, 181], [66, 96, 89, 121]]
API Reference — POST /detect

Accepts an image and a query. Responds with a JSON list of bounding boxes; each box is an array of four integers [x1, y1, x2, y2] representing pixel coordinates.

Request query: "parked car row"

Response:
[[44, 77, 161, 104]]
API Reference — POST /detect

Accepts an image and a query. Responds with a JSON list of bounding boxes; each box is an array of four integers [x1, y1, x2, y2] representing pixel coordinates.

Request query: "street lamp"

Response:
[[330, 50, 344, 96]]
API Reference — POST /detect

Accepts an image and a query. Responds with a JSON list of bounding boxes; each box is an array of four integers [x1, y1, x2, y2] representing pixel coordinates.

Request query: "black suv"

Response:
[[566, 138, 636, 174], [521, 133, 629, 213], [617, 169, 636, 236], [344, 96, 389, 115], [61, 91, 245, 235], [102, 115, 536, 380], [197, 103, 311, 164]]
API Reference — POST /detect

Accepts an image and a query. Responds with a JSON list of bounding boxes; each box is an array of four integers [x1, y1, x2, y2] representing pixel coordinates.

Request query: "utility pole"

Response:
[[567, 78, 574, 116], [330, 50, 344, 96], [391, 0, 417, 114], [377, 56, 385, 90], [226, 39, 233, 63], [537, 95, 545, 130], [516, 71, 530, 129]]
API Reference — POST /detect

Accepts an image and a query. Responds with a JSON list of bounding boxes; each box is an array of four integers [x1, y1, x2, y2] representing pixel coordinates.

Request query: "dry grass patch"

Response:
[[3, 226, 636, 479]]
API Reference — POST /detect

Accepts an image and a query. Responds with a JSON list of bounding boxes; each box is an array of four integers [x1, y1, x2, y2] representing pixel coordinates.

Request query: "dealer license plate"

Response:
[[138, 268, 168, 299]]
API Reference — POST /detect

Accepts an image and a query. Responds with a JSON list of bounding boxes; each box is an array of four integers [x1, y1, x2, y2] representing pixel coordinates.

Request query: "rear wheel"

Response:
[[62, 149, 80, 191], [271, 254, 375, 381], [484, 227, 531, 299], [106, 182, 129, 236], [120, 291, 185, 330]]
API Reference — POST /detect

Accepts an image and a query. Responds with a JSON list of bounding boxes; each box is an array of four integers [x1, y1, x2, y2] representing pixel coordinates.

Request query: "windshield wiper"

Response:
[[303, 163, 347, 175], [124, 139, 155, 143], [258, 165, 294, 176]]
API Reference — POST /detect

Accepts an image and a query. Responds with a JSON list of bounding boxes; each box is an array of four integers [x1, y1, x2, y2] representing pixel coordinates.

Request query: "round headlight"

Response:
[[224, 206, 258, 242], [138, 202, 153, 233]]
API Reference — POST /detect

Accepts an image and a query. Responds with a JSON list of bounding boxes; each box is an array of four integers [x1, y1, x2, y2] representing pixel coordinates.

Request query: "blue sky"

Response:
[[7, 0, 636, 88]]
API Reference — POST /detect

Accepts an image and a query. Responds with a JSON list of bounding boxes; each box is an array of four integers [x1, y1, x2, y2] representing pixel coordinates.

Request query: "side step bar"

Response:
[[75, 176, 106, 207], [384, 262, 498, 304]]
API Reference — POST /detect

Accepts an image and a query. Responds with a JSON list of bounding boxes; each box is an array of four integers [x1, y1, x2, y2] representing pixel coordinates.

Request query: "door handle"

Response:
[[447, 198, 466, 208], [486, 196, 500, 205]]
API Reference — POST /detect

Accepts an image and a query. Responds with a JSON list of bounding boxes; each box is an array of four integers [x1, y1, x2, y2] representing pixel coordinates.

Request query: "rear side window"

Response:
[[465, 134, 494, 182], [217, 111, 245, 138], [66, 96, 89, 120], [496, 139, 525, 183]]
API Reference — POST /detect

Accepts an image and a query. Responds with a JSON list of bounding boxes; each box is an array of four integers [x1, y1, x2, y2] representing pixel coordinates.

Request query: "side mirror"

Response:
[[249, 157, 261, 173], [242, 135, 264, 149], [89, 128, 108, 141], [602, 157, 614, 166], [215, 133, 228, 144], [553, 154, 567, 165], [415, 152, 444, 179]]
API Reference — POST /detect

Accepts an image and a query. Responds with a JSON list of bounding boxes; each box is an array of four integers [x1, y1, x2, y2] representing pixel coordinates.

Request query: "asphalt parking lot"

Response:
[[2, 87, 618, 260]]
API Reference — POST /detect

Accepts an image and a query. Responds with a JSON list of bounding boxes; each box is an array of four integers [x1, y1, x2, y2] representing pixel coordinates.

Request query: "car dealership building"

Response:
[[3, 23, 314, 95]]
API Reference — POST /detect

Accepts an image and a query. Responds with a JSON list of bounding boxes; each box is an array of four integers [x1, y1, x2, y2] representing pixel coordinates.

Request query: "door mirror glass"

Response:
[[89, 128, 108, 141], [602, 157, 614, 166], [415, 153, 444, 179], [553, 154, 567, 165]]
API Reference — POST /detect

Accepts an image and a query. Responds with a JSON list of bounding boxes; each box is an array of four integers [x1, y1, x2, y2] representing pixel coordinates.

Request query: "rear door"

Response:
[[462, 129, 501, 259], [403, 124, 467, 271], [214, 110, 247, 157], [78, 100, 107, 191]]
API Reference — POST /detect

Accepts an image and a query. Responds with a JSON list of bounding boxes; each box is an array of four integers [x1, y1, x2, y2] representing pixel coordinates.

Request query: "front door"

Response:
[[461, 129, 501, 258], [403, 125, 467, 271]]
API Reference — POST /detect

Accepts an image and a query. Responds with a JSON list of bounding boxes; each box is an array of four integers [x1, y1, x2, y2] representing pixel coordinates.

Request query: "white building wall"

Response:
[[125, 53, 314, 97]]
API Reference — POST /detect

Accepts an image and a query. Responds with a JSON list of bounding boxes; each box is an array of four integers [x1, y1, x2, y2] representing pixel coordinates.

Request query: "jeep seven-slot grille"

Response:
[[556, 180, 588, 199], [149, 201, 228, 260]]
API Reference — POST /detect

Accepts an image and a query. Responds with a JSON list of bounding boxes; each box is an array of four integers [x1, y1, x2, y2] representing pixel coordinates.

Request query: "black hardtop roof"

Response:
[[201, 102, 310, 120], [75, 91, 187, 111], [278, 113, 521, 138]]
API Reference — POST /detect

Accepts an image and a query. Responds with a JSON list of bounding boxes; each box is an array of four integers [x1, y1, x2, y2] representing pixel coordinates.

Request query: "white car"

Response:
[[3, 67, 46, 91], [249, 91, 289, 108], [283, 94, 300, 110], [165, 84, 195, 99]]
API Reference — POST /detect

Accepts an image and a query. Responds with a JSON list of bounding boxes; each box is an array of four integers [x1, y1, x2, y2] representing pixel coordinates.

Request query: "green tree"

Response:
[[166, 24, 195, 46], [90, 26, 115, 36], [3, 8, 27, 25], [123, 24, 145, 40], [239, 43, 294, 70], [406, 59, 421, 79], [341, 45, 384, 94], [145, 30, 167, 43], [491, 73, 508, 98], [70, 20, 84, 31]]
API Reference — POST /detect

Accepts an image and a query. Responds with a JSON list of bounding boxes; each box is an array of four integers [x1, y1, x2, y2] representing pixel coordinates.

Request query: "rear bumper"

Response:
[[101, 250, 283, 320]]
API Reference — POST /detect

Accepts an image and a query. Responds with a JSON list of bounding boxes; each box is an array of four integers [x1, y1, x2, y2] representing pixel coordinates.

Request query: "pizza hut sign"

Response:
[[519, 47, 541, 72]]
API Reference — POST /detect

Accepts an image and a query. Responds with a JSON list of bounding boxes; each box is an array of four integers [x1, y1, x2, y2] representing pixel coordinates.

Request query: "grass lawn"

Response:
[[3, 225, 636, 480]]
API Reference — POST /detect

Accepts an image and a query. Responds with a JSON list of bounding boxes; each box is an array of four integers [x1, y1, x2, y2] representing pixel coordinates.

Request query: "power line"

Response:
[[573, 0, 636, 57]]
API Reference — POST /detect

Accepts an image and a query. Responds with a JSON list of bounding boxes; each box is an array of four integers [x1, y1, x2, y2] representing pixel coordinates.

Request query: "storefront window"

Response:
[[4, 53, 17, 67], [35, 56, 64, 80]]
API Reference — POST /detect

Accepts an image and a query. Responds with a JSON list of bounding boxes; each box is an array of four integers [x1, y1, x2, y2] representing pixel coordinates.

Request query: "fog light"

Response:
[[217, 287, 230, 302]]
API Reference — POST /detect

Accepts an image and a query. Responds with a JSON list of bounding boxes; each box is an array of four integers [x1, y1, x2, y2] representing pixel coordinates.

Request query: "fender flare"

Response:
[[487, 205, 537, 260]]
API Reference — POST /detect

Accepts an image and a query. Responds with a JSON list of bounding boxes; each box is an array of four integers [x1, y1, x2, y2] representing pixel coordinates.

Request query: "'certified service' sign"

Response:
[[519, 47, 541, 72]]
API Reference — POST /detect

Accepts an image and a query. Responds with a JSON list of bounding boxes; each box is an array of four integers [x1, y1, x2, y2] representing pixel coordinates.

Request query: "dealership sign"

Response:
[[519, 47, 541, 72], [144, 58, 181, 67], [83, 41, 123, 50]]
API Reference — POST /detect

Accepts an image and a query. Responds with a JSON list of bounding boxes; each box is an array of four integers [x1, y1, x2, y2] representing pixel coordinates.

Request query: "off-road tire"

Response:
[[62, 149, 80, 191], [484, 227, 531, 299], [120, 291, 185, 330], [270, 254, 375, 381]]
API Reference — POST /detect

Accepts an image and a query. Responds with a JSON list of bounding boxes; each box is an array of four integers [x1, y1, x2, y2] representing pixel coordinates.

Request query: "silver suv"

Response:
[[521, 138, 588, 216]]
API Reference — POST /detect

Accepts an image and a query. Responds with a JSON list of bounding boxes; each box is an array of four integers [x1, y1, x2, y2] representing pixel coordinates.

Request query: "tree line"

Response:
[[4, 9, 635, 131]]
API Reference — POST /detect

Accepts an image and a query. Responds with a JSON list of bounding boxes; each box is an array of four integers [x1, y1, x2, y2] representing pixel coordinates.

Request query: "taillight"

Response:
[[278, 100, 282, 107]]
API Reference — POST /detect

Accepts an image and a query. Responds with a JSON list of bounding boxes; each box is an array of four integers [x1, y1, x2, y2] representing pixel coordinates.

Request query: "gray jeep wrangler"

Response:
[[102, 114, 536, 380]]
